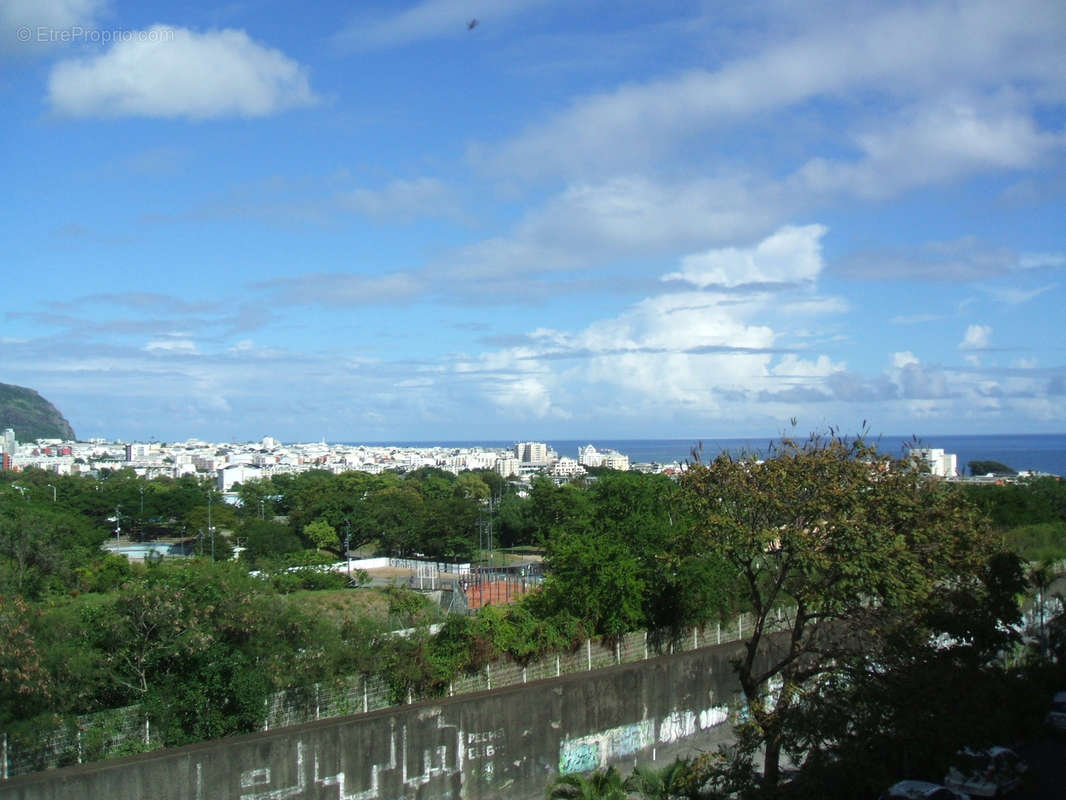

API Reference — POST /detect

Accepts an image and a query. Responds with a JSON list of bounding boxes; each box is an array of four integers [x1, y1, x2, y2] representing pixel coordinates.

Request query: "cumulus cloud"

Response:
[[48, 26, 317, 118], [663, 225, 826, 288], [960, 324, 992, 350]]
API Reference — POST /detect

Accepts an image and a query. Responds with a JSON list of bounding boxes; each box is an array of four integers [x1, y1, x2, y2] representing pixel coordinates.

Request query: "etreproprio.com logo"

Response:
[[16, 26, 176, 44]]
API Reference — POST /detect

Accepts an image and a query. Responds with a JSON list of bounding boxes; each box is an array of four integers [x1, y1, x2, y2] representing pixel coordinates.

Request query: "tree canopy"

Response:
[[679, 431, 1006, 786]]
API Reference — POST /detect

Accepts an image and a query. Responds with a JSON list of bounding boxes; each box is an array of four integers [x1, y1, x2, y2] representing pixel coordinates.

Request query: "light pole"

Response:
[[343, 518, 352, 583], [46, 484, 56, 503], [113, 506, 122, 544]]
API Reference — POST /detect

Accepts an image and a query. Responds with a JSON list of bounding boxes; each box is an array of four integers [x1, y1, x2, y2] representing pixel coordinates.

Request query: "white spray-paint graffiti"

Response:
[[236, 714, 490, 799], [658, 705, 729, 744], [559, 720, 654, 774], [559, 705, 730, 775], [465, 727, 505, 760]]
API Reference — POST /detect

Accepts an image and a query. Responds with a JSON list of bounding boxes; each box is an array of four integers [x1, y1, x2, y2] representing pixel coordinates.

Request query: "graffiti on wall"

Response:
[[559, 720, 654, 775], [234, 713, 497, 800], [559, 704, 730, 775]]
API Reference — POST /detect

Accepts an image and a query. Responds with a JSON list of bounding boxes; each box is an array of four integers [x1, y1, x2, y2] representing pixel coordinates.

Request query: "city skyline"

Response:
[[2, 0, 1064, 442]]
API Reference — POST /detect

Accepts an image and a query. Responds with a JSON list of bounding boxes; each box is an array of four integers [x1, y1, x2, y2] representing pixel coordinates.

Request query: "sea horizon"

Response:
[[341, 432, 1066, 477]]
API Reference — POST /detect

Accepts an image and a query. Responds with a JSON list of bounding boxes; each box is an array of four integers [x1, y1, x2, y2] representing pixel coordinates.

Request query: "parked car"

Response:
[[879, 780, 970, 800], [1045, 690, 1066, 732], [943, 746, 1027, 798]]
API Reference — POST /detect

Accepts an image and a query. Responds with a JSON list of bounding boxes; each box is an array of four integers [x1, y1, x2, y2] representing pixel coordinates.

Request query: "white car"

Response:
[[1046, 690, 1066, 732], [943, 746, 1027, 798], [879, 780, 970, 800]]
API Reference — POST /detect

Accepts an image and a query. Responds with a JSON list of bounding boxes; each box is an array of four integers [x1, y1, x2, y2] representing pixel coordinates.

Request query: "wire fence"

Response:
[[2, 609, 789, 780]]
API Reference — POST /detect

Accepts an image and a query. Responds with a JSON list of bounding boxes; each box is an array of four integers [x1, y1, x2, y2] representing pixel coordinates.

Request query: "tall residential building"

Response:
[[2, 428, 15, 458], [578, 444, 604, 467], [514, 441, 549, 465], [913, 448, 958, 478]]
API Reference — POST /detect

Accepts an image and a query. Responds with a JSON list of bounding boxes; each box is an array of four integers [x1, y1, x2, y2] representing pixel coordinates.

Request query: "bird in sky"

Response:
[[467, 18, 479, 30]]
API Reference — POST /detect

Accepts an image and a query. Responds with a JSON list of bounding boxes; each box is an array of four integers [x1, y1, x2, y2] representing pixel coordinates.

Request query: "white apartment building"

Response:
[[578, 444, 603, 467], [912, 448, 958, 478], [495, 456, 520, 477], [550, 457, 586, 478], [515, 441, 549, 464]]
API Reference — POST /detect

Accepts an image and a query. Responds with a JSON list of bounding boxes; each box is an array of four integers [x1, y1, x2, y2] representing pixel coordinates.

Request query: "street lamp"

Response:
[[46, 484, 56, 503], [343, 518, 352, 583], [205, 491, 216, 560]]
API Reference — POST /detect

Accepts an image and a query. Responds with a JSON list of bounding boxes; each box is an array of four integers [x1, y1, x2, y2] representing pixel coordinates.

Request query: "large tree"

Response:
[[680, 431, 1001, 786]]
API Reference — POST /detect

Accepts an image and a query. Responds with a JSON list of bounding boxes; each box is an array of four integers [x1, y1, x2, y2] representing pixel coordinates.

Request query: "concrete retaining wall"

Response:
[[1, 638, 762, 800]]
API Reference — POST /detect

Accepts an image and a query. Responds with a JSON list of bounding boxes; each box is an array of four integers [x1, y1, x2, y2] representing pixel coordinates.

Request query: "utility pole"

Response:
[[206, 490, 215, 560], [343, 518, 352, 583]]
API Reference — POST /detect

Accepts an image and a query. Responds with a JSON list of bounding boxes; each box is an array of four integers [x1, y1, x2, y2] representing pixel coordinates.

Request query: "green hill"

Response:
[[0, 382, 76, 442]]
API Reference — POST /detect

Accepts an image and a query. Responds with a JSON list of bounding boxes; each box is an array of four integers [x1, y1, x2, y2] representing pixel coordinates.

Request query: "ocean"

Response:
[[355, 434, 1066, 477]]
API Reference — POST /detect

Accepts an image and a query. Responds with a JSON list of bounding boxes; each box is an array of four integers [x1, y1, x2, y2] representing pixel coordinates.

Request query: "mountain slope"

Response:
[[0, 382, 76, 441]]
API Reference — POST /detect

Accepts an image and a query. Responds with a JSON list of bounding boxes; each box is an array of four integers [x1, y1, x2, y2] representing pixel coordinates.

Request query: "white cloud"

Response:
[[256, 272, 425, 307], [663, 224, 826, 288], [960, 324, 992, 350], [1, 0, 104, 55], [892, 351, 920, 369], [48, 26, 317, 118], [338, 178, 452, 221], [1018, 252, 1066, 270], [439, 174, 784, 287], [771, 354, 844, 378], [837, 238, 1066, 282], [476, 0, 1066, 179], [795, 100, 1061, 198], [984, 284, 1058, 305], [144, 338, 197, 353]]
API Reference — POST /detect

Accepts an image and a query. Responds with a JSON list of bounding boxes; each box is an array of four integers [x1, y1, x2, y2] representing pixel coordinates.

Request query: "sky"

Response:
[[1, 0, 1065, 443]]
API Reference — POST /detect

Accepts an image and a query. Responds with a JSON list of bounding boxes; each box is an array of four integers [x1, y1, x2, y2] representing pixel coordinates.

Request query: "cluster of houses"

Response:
[[0, 431, 658, 491]]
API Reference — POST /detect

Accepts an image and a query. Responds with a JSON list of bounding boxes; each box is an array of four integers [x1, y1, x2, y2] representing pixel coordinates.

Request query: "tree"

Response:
[[304, 518, 339, 552], [968, 459, 1016, 476], [241, 519, 304, 565], [547, 765, 628, 800], [679, 431, 999, 786], [623, 759, 698, 800]]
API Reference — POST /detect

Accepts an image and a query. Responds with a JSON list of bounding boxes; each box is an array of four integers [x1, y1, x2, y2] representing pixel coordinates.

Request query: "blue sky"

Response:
[[1, 0, 1064, 443]]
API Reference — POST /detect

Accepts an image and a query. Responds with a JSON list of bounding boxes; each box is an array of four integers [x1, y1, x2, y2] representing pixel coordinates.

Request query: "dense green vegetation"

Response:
[[968, 459, 1017, 476], [3, 439, 1066, 796], [961, 475, 1066, 559], [0, 382, 76, 441]]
